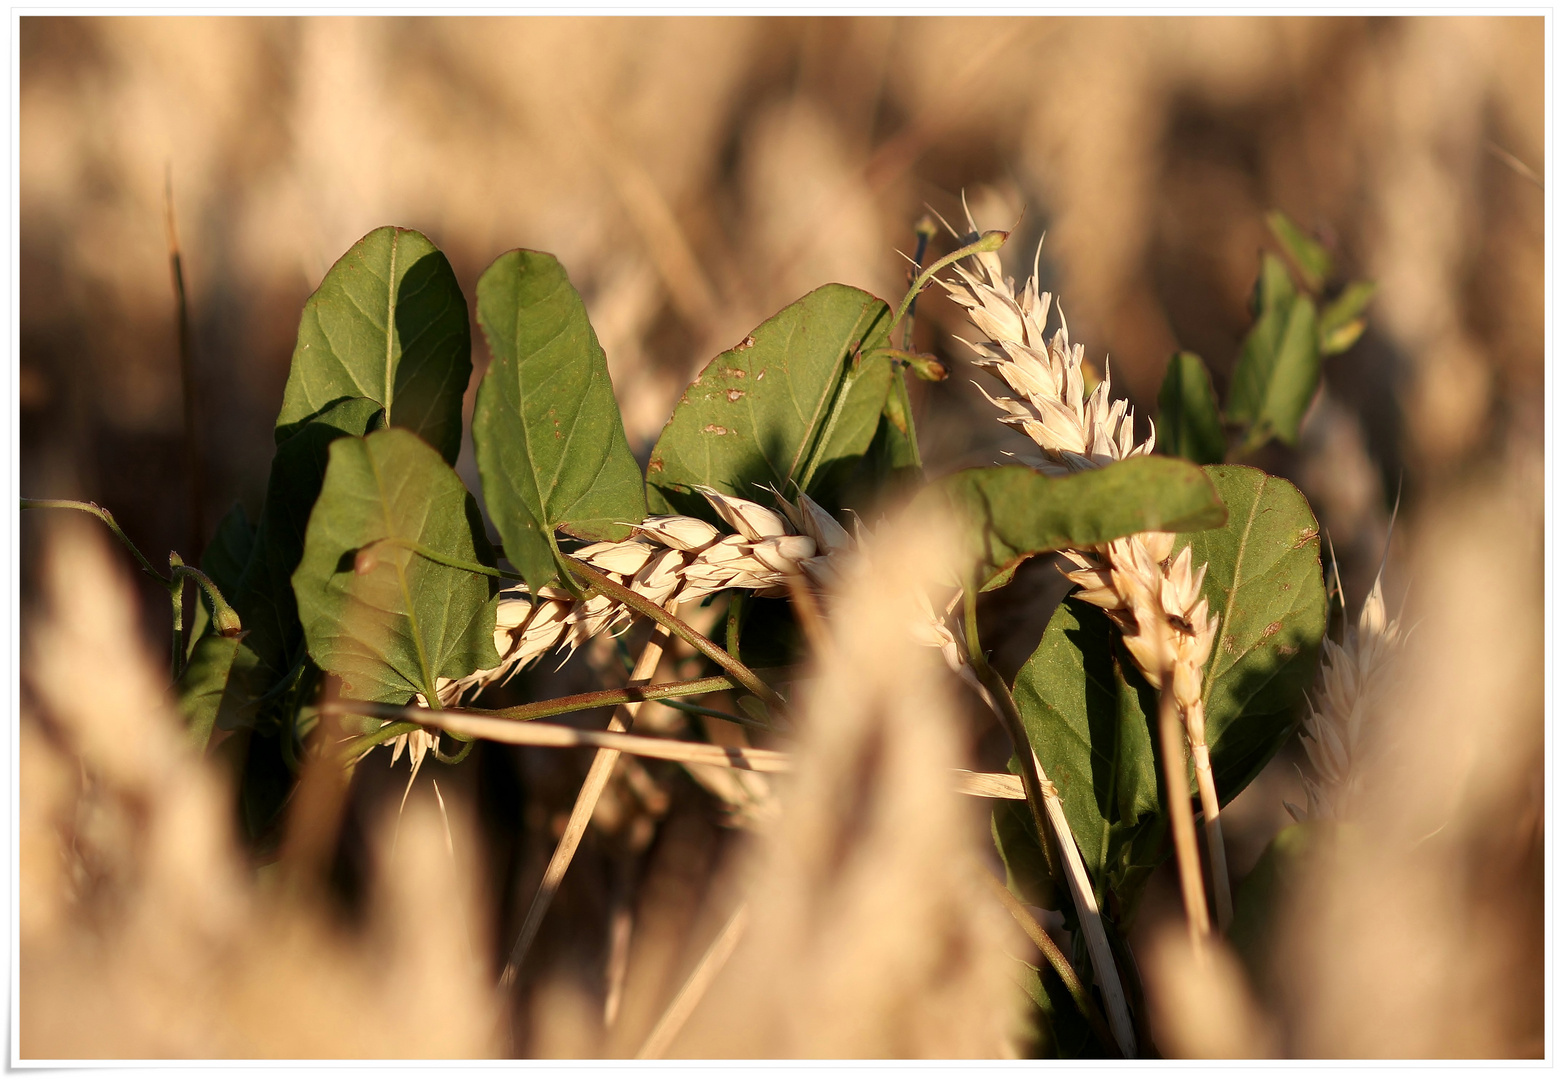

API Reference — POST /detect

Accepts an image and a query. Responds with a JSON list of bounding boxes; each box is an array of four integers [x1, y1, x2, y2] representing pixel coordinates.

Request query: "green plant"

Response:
[[22, 208, 1365, 1058]]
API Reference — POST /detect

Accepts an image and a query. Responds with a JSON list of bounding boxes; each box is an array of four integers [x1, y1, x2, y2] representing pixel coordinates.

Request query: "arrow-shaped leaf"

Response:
[[645, 284, 894, 520], [293, 428, 500, 705], [473, 250, 647, 596], [275, 226, 471, 464]]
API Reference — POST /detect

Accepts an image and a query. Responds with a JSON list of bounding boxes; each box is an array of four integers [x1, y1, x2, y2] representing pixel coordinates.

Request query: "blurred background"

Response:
[[19, 15, 1544, 1058]]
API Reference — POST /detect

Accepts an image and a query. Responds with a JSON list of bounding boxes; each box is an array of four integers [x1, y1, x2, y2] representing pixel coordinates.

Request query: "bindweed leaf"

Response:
[[293, 428, 499, 705], [201, 502, 257, 602], [1318, 280, 1377, 356], [1228, 265, 1321, 450], [214, 228, 472, 728], [177, 631, 243, 750], [1265, 210, 1333, 294], [1180, 465, 1327, 798], [646, 284, 894, 520], [1010, 465, 1325, 915], [921, 457, 1227, 592], [473, 250, 646, 596], [991, 799, 1059, 912], [220, 396, 383, 729], [276, 226, 470, 463], [1012, 597, 1167, 915], [1156, 352, 1226, 465]]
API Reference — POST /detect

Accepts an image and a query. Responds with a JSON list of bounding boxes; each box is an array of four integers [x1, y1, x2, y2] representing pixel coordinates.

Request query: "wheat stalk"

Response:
[[941, 204, 1228, 933]]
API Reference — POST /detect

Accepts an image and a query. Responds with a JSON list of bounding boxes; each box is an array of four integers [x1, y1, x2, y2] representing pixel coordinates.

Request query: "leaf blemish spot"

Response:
[[756, 369, 766, 381], [702, 424, 731, 436], [726, 389, 745, 402], [1261, 621, 1282, 640], [736, 334, 755, 351], [724, 368, 746, 379]]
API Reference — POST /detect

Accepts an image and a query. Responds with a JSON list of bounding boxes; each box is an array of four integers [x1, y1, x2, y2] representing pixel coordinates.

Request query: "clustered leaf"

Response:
[[126, 211, 1350, 1060], [1156, 209, 1376, 463]]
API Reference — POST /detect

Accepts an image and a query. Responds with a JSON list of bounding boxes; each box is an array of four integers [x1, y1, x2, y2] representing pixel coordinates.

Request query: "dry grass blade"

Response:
[[346, 704, 792, 775], [163, 167, 203, 560], [337, 701, 1032, 799], [635, 902, 750, 1059], [951, 770, 1025, 800], [1036, 753, 1136, 1057], [499, 624, 672, 990]]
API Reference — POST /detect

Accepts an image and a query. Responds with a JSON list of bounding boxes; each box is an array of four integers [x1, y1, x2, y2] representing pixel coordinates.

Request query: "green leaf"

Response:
[[1010, 464, 1325, 914], [472, 250, 647, 596], [1012, 597, 1168, 913], [293, 428, 500, 704], [1181, 465, 1327, 799], [1318, 280, 1377, 357], [1265, 210, 1332, 294], [275, 226, 471, 464], [1156, 352, 1226, 466], [201, 502, 257, 601], [1227, 290, 1320, 449], [991, 799, 1059, 911], [1009, 958, 1103, 1058], [817, 373, 925, 515], [920, 457, 1228, 592], [220, 397, 384, 728], [645, 284, 893, 519], [177, 631, 242, 750], [1250, 252, 1296, 319]]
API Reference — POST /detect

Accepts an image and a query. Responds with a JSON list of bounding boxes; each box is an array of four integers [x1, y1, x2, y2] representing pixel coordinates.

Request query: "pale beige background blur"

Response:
[[19, 16, 1544, 1058]]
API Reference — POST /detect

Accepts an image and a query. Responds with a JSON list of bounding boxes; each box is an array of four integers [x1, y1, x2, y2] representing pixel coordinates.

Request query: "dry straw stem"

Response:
[[937, 577, 1136, 1056], [636, 902, 751, 1059], [941, 210, 1229, 932], [967, 659, 1137, 1057], [1158, 685, 1212, 949], [499, 623, 672, 990], [331, 701, 1031, 800]]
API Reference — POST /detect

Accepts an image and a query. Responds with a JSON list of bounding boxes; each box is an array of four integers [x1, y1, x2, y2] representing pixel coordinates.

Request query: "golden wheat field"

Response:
[[17, 15, 1545, 1061]]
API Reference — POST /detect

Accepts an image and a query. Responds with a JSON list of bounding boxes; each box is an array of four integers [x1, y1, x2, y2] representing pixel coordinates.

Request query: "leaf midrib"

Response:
[[364, 440, 435, 701], [382, 229, 400, 427]]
